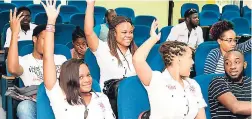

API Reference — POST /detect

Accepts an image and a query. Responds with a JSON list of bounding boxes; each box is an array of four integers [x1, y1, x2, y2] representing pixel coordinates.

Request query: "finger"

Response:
[[49, 0, 52, 6], [151, 19, 155, 28], [13, 7, 17, 19], [53, 0, 56, 7], [45, 0, 49, 6], [18, 16, 25, 22], [9, 9, 12, 21], [17, 12, 23, 20], [56, 4, 62, 14], [41, 2, 47, 10]]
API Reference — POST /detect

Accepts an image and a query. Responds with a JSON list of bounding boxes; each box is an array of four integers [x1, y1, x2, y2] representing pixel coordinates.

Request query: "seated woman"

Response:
[[41, 1, 115, 119], [204, 20, 251, 74], [71, 26, 88, 59], [133, 20, 207, 119]]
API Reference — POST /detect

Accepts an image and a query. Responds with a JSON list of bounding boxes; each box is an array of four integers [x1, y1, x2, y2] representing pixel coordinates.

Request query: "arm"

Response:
[[84, 0, 99, 52], [218, 92, 252, 115], [133, 20, 161, 86], [237, 38, 251, 53], [195, 108, 206, 119], [204, 49, 218, 74], [196, 28, 204, 48], [41, 0, 62, 90], [7, 8, 24, 77]]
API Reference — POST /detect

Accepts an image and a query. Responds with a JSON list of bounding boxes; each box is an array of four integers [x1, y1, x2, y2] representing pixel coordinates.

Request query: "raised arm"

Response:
[[133, 20, 161, 86], [41, 0, 61, 90], [84, 0, 99, 52], [7, 8, 25, 77]]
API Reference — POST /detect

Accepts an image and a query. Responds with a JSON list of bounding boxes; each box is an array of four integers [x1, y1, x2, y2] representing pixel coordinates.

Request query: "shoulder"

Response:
[[209, 76, 227, 88], [208, 48, 221, 56], [30, 23, 37, 29]]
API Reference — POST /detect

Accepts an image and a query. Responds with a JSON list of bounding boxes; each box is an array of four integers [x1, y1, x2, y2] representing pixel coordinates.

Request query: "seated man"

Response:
[[4, 7, 37, 52], [166, 8, 204, 49], [7, 9, 66, 119], [94, 9, 117, 42], [208, 49, 251, 119]]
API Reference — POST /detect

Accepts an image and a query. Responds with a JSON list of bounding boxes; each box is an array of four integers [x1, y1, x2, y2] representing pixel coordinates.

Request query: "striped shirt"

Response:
[[204, 39, 251, 74], [208, 76, 251, 119]]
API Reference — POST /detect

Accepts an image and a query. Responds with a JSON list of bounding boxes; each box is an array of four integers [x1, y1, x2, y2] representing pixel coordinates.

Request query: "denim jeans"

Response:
[[16, 100, 36, 119]]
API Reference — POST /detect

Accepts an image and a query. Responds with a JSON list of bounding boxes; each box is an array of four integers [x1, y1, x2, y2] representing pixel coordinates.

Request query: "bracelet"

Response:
[[46, 25, 55, 32], [47, 24, 55, 26]]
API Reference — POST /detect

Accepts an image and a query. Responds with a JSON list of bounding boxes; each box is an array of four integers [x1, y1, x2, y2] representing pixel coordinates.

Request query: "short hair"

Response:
[[210, 20, 234, 40], [32, 25, 46, 37], [224, 49, 244, 60], [72, 26, 86, 43], [105, 9, 115, 18], [184, 8, 198, 18], [17, 6, 31, 15]]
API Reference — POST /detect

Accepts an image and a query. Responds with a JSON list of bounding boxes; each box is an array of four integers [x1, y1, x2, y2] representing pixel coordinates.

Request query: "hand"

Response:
[[9, 8, 25, 35], [150, 19, 161, 41], [86, 0, 95, 5], [41, 0, 61, 24]]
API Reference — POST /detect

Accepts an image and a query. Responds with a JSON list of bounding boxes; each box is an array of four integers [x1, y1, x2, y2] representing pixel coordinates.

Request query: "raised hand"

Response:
[[41, 0, 61, 24], [86, 0, 95, 5], [9, 8, 25, 35], [150, 19, 161, 41]]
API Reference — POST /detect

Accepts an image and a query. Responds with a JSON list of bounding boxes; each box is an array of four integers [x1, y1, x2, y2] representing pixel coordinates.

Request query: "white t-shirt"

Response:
[[145, 69, 207, 119], [46, 80, 115, 119], [4, 23, 37, 48], [19, 53, 67, 86], [166, 22, 204, 49], [93, 40, 136, 89]]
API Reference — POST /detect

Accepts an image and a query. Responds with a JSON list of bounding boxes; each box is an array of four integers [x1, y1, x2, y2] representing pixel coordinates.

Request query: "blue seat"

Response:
[[67, 0, 87, 12], [134, 15, 157, 28], [202, 4, 220, 17], [242, 6, 251, 17], [70, 13, 96, 30], [222, 4, 240, 14], [244, 51, 251, 77], [60, 5, 80, 23], [159, 26, 173, 44], [118, 76, 150, 119], [146, 44, 165, 71], [12, 0, 33, 7], [181, 3, 199, 18], [195, 42, 218, 76], [94, 6, 106, 25], [54, 24, 76, 46], [133, 25, 150, 46], [199, 11, 219, 26], [20, 44, 72, 59], [231, 17, 251, 36], [37, 79, 100, 119], [84, 49, 100, 83], [0, 3, 16, 12], [1, 23, 10, 49], [35, 12, 63, 25], [115, 7, 135, 21], [221, 11, 240, 21], [27, 4, 45, 22], [0, 11, 10, 38], [194, 73, 225, 119], [243, 11, 251, 26]]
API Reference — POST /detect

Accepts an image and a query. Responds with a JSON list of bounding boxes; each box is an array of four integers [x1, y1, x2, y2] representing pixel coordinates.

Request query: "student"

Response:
[[166, 8, 204, 49], [41, 1, 115, 119], [94, 9, 117, 42], [7, 8, 66, 119], [84, 0, 137, 90], [204, 20, 251, 74], [208, 49, 251, 119], [71, 26, 88, 59], [133, 20, 207, 119]]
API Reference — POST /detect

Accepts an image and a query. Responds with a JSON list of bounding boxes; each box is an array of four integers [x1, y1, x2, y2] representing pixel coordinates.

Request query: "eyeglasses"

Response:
[[220, 38, 238, 44]]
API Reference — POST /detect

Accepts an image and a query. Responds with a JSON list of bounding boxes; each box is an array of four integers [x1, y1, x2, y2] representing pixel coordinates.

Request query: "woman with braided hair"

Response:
[[133, 20, 207, 119], [204, 20, 251, 74]]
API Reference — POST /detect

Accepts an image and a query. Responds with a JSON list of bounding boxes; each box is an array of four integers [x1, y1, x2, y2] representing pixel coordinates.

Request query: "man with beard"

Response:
[[166, 8, 203, 49], [4, 6, 37, 52], [208, 49, 251, 119]]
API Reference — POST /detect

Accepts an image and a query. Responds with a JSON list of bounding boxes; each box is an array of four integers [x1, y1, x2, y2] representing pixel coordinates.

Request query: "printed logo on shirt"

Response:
[[189, 86, 196, 96], [98, 102, 105, 112], [28, 65, 62, 81], [166, 85, 176, 90]]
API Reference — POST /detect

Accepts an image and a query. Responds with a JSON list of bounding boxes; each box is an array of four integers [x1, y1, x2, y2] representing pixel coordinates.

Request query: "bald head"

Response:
[[224, 50, 244, 62]]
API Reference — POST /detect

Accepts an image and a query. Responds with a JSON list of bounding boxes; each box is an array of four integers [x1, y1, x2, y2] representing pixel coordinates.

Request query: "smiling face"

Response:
[[217, 30, 237, 54], [114, 22, 134, 48], [79, 64, 92, 93]]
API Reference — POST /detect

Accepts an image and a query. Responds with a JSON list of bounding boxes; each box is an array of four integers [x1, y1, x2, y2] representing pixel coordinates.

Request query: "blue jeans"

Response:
[[16, 100, 36, 119]]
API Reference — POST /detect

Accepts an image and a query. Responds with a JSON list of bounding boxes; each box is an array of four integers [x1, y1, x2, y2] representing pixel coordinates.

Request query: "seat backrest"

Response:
[[243, 11, 251, 26], [70, 13, 95, 30], [181, 3, 199, 18], [199, 11, 219, 26], [84, 49, 100, 82], [12, 1, 33, 7], [17, 40, 33, 54], [134, 15, 157, 28], [54, 24, 76, 45], [67, 0, 87, 12], [0, 3, 16, 11], [115, 7, 135, 21], [146, 44, 165, 71], [221, 11, 240, 21], [37, 79, 100, 119], [202, 4, 220, 16], [0, 11, 10, 36], [195, 42, 219, 76], [117, 76, 150, 119], [94, 6, 106, 25], [222, 4, 240, 13], [133, 25, 150, 46], [20, 44, 71, 59], [27, 4, 45, 22], [60, 5, 80, 22], [194, 73, 225, 119], [242, 6, 251, 16], [35, 12, 63, 25], [1, 23, 10, 49], [244, 51, 251, 77], [159, 26, 173, 44], [231, 17, 250, 35]]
